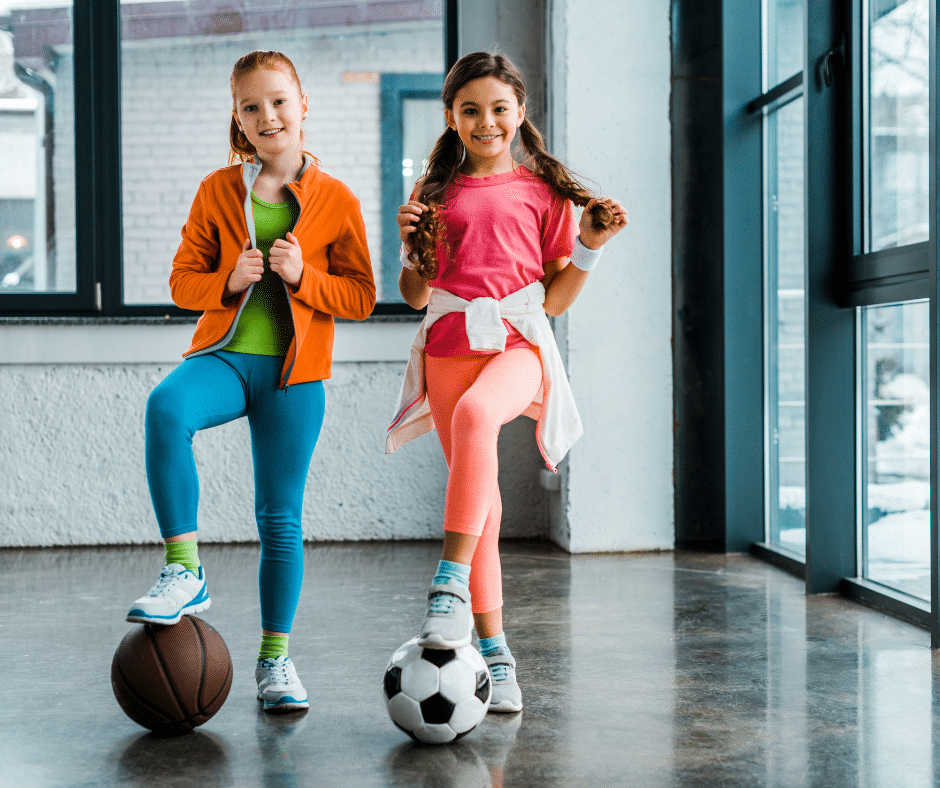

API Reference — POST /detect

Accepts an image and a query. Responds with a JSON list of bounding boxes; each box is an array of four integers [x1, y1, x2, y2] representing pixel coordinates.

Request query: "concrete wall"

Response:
[[548, 0, 674, 551], [0, 320, 547, 546]]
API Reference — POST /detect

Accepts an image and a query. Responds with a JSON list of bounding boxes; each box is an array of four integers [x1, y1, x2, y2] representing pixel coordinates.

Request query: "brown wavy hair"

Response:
[[408, 51, 613, 280], [228, 50, 318, 166]]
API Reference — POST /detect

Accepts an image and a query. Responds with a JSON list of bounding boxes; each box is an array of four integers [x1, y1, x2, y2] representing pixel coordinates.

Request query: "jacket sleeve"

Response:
[[168, 180, 234, 312], [293, 195, 377, 321]]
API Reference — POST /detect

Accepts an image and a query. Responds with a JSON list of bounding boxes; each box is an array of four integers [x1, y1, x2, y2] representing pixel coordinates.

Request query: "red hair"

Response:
[[228, 50, 318, 166]]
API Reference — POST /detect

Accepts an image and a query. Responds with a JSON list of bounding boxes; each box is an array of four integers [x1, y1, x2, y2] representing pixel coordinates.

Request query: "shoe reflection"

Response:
[[385, 712, 521, 788], [255, 705, 308, 788]]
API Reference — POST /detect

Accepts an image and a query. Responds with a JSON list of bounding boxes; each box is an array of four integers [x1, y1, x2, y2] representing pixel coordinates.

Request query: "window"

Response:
[[852, 0, 931, 606], [859, 301, 930, 601], [865, 0, 928, 253], [736, 0, 937, 632], [0, 3, 75, 297], [761, 0, 807, 558], [765, 95, 806, 556], [379, 73, 443, 302], [0, 0, 448, 316], [675, 0, 940, 630]]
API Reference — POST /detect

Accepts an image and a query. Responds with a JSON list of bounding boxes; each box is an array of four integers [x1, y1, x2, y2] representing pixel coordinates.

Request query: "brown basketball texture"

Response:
[[111, 617, 233, 735]]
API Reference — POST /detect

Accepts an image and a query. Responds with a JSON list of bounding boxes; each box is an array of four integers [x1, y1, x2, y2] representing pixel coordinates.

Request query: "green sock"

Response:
[[259, 634, 289, 662], [164, 539, 200, 574]]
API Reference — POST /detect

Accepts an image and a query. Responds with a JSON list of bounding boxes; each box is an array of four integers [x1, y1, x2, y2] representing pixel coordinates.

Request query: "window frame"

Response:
[[736, 0, 940, 641], [0, 0, 456, 318], [838, 0, 936, 636], [378, 72, 444, 314], [844, 0, 931, 308], [755, 76, 807, 562]]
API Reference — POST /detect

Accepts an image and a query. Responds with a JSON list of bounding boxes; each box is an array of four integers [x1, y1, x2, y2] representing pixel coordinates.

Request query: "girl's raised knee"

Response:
[[145, 385, 188, 432], [451, 396, 499, 436]]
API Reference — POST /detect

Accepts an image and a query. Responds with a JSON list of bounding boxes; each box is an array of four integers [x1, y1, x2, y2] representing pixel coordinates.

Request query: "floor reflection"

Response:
[[115, 730, 229, 787], [384, 715, 520, 788], [1, 544, 939, 787]]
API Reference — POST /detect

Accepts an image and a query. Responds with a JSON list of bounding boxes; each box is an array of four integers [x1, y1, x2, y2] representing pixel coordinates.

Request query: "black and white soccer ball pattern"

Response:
[[383, 637, 492, 743]]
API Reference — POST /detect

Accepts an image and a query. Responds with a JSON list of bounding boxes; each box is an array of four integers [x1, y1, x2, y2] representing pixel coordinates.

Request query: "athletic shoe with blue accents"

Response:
[[126, 563, 210, 625], [485, 648, 523, 713], [418, 582, 473, 649], [256, 656, 309, 713]]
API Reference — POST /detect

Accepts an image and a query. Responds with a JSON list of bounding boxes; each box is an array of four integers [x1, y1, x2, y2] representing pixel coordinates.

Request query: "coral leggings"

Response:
[[425, 347, 543, 614]]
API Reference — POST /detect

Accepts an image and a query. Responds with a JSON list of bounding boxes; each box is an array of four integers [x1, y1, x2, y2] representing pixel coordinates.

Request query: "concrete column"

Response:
[[548, 0, 674, 551]]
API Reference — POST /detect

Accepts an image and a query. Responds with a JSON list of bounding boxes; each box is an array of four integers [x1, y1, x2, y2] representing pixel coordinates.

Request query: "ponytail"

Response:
[[408, 127, 465, 280], [229, 115, 256, 165], [517, 119, 613, 230]]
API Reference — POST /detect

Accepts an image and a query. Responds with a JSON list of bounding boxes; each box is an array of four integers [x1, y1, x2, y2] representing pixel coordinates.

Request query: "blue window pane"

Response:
[[867, 0, 928, 251], [861, 301, 930, 600], [765, 96, 806, 555]]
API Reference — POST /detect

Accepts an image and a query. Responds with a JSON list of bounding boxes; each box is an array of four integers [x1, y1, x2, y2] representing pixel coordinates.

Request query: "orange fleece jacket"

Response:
[[170, 162, 376, 386]]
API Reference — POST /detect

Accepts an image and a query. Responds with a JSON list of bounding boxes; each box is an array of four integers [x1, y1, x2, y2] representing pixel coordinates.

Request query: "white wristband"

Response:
[[400, 244, 417, 271], [569, 236, 603, 272]]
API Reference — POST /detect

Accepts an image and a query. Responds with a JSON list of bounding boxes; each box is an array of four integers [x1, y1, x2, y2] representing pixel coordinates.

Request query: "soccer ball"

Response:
[[382, 637, 491, 743]]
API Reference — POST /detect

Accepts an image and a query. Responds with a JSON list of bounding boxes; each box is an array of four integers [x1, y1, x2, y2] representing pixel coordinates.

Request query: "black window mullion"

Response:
[[722, 0, 765, 551], [746, 72, 804, 114], [91, 0, 122, 316], [97, 3, 195, 318], [929, 0, 940, 648], [845, 242, 931, 306]]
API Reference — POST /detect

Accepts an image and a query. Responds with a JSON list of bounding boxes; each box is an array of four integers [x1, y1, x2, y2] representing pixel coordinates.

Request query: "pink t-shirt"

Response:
[[425, 167, 577, 357]]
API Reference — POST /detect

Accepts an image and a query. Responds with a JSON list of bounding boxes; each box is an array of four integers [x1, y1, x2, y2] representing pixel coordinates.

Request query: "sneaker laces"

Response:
[[428, 591, 459, 615], [261, 658, 291, 686], [145, 566, 179, 597], [489, 662, 513, 683]]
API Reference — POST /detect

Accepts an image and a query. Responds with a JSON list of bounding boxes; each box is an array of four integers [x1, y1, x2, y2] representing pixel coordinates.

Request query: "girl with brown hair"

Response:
[[387, 51, 628, 713]]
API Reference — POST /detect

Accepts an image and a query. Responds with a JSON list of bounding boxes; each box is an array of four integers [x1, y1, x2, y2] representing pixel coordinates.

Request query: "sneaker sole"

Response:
[[488, 699, 523, 713], [258, 694, 309, 714], [417, 632, 472, 649], [126, 598, 211, 626]]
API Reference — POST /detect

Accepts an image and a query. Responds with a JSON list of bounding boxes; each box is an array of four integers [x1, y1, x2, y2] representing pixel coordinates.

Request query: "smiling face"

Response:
[[445, 76, 525, 175], [232, 66, 307, 164]]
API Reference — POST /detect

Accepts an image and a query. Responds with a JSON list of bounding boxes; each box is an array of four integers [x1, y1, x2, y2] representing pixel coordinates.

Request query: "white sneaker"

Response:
[[126, 564, 210, 625], [417, 582, 473, 649], [256, 656, 309, 713], [485, 649, 523, 713]]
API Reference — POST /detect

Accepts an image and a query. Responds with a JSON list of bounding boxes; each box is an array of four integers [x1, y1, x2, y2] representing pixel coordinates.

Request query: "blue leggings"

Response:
[[145, 351, 325, 633]]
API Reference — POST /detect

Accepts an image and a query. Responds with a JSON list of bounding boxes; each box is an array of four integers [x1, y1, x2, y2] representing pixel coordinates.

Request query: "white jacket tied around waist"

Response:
[[385, 280, 583, 471]]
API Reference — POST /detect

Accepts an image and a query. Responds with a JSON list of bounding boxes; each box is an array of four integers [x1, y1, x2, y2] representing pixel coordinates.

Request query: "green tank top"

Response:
[[224, 194, 299, 356]]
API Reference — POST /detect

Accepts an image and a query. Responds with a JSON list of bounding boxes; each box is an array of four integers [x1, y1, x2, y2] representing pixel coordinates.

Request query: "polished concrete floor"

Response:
[[2, 541, 940, 787]]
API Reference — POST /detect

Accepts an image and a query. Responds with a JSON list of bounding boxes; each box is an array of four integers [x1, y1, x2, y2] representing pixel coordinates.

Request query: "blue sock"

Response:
[[479, 632, 508, 657], [432, 559, 471, 588]]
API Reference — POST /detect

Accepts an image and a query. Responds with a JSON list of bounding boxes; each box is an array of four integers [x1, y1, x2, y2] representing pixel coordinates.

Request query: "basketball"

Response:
[[111, 616, 233, 735]]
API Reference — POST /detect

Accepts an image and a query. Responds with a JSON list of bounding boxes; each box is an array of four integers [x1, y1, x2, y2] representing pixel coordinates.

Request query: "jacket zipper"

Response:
[[189, 159, 310, 389], [278, 179, 306, 390]]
